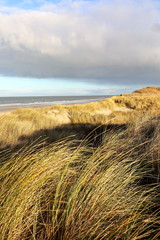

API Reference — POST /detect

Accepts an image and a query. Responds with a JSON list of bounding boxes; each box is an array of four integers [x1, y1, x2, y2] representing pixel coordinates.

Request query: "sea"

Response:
[[0, 95, 112, 110]]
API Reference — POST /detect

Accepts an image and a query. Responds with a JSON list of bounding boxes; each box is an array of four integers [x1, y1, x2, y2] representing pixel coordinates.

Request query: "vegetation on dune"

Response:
[[131, 86, 160, 95], [0, 86, 159, 148], [0, 116, 160, 240], [0, 86, 160, 239]]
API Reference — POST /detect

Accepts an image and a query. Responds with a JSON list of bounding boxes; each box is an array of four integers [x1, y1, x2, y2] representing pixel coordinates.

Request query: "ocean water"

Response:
[[0, 95, 112, 109]]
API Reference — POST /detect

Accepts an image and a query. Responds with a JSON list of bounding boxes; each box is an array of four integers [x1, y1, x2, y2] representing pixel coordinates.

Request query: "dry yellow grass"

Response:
[[0, 86, 159, 148], [0, 86, 160, 239], [0, 116, 160, 240], [131, 86, 160, 95], [0, 107, 71, 147]]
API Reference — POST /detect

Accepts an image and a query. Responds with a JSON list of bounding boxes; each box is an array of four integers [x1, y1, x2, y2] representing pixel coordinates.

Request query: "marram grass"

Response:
[[0, 89, 160, 148], [0, 117, 160, 240]]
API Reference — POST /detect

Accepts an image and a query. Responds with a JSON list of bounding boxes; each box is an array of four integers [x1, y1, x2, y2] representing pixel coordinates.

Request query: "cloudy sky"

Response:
[[0, 0, 160, 96]]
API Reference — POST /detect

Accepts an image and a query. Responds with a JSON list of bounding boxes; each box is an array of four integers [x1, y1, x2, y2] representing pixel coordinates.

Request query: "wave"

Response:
[[0, 97, 106, 109]]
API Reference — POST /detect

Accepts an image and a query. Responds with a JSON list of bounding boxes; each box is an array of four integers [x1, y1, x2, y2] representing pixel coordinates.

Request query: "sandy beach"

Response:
[[0, 96, 108, 116], [0, 108, 14, 115]]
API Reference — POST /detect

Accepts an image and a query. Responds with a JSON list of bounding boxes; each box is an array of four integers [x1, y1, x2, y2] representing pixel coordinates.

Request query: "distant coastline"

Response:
[[0, 95, 112, 113]]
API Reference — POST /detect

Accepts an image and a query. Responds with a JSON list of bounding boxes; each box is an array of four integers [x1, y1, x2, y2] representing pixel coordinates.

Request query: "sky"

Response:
[[0, 0, 160, 96]]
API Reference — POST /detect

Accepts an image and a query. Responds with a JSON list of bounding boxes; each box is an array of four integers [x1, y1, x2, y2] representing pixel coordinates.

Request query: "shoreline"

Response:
[[0, 105, 42, 115], [0, 98, 108, 115], [0, 108, 14, 115], [0, 96, 112, 115]]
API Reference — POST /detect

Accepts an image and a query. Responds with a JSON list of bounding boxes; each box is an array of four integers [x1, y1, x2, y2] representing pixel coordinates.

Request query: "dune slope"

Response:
[[0, 86, 160, 240]]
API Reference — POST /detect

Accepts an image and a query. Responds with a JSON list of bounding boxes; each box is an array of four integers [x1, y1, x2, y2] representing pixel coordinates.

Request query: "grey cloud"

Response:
[[0, 0, 160, 86], [153, 23, 160, 32]]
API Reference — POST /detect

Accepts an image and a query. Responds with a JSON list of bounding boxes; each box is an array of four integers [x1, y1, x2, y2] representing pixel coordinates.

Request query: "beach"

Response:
[[0, 95, 111, 115], [0, 108, 13, 114]]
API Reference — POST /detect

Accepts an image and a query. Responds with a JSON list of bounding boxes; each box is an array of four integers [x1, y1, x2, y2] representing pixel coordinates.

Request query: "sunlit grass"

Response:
[[0, 86, 160, 239], [0, 116, 160, 239], [0, 89, 159, 147]]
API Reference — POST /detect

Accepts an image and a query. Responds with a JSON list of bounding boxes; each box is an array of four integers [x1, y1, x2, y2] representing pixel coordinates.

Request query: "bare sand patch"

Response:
[[0, 109, 13, 115], [94, 106, 132, 116], [43, 109, 71, 125], [94, 109, 113, 116]]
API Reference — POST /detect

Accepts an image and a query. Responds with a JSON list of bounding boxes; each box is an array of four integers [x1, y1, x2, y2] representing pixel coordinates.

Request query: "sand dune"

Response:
[[0, 86, 160, 240], [0, 86, 159, 148]]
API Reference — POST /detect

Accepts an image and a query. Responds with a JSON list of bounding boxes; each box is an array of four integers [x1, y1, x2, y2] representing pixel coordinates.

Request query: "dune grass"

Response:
[[0, 90, 159, 148], [0, 87, 160, 239], [0, 116, 160, 240]]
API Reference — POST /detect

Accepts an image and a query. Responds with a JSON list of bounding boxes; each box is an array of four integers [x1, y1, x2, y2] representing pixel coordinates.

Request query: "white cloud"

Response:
[[0, 0, 160, 85]]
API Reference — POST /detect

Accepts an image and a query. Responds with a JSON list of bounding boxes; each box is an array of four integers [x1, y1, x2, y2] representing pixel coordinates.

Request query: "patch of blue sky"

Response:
[[0, 0, 97, 10], [0, 77, 118, 96], [1, 0, 160, 9], [1, 0, 43, 9]]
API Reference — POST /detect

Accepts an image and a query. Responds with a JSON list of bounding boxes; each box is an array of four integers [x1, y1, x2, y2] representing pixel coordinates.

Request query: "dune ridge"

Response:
[[0, 86, 159, 148], [131, 86, 160, 95]]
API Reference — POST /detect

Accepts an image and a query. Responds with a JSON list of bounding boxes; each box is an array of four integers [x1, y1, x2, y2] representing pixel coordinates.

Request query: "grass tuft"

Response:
[[0, 88, 160, 239], [0, 116, 160, 239]]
